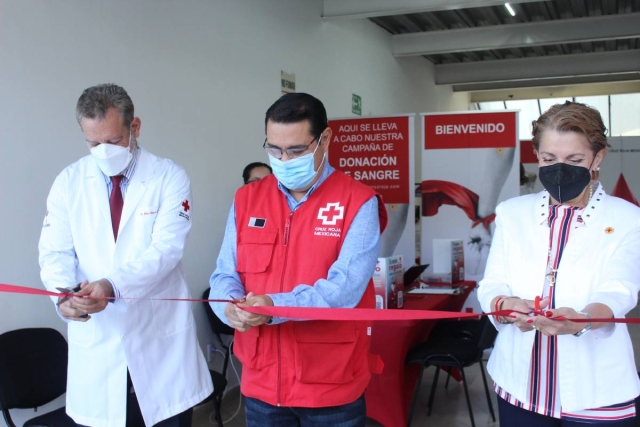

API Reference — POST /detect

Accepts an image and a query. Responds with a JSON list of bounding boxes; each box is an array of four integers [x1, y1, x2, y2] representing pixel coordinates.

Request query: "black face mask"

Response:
[[538, 162, 591, 203]]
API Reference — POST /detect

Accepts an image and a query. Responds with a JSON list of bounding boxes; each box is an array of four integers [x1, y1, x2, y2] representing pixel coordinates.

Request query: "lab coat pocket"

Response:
[[237, 229, 277, 273], [232, 326, 265, 369], [294, 322, 357, 384], [68, 318, 96, 347], [151, 285, 193, 338]]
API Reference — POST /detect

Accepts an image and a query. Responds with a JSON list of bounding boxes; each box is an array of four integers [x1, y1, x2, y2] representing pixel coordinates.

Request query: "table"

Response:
[[365, 281, 476, 427]]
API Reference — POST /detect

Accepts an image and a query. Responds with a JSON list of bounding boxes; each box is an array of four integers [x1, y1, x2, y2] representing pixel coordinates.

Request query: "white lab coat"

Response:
[[478, 183, 640, 412], [39, 148, 212, 427]]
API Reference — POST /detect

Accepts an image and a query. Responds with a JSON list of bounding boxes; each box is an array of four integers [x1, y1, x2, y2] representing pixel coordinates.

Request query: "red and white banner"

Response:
[[421, 111, 520, 312], [523, 136, 640, 203], [520, 140, 537, 164], [601, 137, 640, 206], [329, 115, 415, 264], [424, 112, 517, 150], [329, 116, 411, 203]]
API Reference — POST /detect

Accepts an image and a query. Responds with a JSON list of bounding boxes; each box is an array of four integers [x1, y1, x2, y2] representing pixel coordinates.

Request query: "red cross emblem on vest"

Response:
[[317, 202, 344, 225], [182, 200, 190, 212]]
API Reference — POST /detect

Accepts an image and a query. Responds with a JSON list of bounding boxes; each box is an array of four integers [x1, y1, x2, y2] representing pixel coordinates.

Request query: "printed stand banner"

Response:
[[421, 111, 520, 311], [600, 137, 640, 205], [328, 115, 416, 265], [522, 136, 640, 204], [520, 139, 543, 194]]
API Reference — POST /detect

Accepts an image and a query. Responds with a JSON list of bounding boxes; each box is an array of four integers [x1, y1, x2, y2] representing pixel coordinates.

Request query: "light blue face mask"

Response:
[[269, 140, 325, 191]]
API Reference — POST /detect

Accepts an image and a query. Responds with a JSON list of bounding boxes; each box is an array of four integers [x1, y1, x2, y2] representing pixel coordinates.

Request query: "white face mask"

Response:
[[90, 130, 134, 176]]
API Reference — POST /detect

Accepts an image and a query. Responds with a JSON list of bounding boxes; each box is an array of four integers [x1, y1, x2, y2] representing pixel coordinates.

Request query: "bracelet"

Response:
[[573, 312, 592, 337], [496, 296, 518, 324], [493, 297, 504, 323], [494, 296, 510, 324]]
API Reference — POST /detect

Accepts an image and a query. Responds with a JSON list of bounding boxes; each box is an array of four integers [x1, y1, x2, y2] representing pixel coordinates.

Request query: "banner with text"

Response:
[[424, 112, 517, 150], [421, 111, 519, 312], [329, 115, 416, 265], [600, 137, 640, 206]]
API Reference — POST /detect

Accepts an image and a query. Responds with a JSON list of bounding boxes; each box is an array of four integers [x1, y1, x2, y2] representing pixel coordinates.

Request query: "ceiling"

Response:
[[322, 0, 640, 93]]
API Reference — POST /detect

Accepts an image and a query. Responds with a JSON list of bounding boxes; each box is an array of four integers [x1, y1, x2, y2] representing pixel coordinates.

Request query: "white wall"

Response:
[[0, 1, 460, 424]]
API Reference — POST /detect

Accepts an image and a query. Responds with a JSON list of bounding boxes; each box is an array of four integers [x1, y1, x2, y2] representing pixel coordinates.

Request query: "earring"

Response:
[[596, 167, 600, 171]]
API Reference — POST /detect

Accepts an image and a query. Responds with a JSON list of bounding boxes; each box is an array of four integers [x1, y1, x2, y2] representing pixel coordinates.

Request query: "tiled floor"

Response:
[[193, 306, 640, 427]]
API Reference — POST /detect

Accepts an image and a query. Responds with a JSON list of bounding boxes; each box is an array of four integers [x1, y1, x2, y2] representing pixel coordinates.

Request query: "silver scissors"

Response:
[[230, 295, 247, 304], [56, 283, 89, 318], [55, 283, 82, 306]]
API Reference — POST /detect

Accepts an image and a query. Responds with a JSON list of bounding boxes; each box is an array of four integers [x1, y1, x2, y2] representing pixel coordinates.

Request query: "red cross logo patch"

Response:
[[178, 199, 191, 221], [317, 202, 344, 225], [42, 210, 50, 229]]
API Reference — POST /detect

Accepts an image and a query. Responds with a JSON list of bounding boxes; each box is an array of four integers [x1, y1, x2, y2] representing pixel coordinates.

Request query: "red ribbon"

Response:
[[0, 283, 232, 304], [2, 283, 638, 324]]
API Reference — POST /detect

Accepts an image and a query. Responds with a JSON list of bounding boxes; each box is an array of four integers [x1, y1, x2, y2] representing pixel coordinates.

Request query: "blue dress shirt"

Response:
[[209, 162, 381, 325]]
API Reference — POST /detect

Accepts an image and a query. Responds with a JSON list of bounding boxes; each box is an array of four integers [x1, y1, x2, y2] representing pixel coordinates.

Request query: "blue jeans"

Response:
[[244, 395, 366, 427]]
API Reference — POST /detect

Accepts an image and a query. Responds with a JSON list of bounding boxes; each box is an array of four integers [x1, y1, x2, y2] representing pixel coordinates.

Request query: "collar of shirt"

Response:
[[537, 181, 604, 227], [101, 147, 140, 186], [277, 162, 335, 212]]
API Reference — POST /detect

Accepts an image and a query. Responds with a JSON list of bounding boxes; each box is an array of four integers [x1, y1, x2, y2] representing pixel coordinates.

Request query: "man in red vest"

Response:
[[210, 93, 387, 426]]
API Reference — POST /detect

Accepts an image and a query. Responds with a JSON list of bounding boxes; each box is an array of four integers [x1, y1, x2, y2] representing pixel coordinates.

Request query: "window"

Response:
[[505, 100, 540, 140], [477, 101, 505, 111], [477, 94, 639, 140], [538, 97, 572, 114], [575, 95, 610, 134], [610, 93, 640, 136]]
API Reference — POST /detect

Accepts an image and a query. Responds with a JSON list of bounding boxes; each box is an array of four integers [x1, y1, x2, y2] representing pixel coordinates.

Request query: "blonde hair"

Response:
[[532, 101, 610, 154]]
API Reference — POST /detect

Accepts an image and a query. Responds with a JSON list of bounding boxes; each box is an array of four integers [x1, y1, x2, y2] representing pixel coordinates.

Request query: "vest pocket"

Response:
[[237, 229, 277, 273], [233, 326, 265, 369], [294, 322, 357, 384]]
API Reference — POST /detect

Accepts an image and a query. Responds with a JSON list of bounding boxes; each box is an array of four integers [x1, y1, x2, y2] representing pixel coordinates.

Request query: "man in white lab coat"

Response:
[[39, 84, 212, 427]]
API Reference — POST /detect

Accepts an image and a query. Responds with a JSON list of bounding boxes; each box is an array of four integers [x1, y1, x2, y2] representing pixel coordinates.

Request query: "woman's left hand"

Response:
[[527, 307, 585, 336]]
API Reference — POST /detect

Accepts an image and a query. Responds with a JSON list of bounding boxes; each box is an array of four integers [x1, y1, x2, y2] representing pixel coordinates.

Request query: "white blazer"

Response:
[[39, 148, 212, 427], [478, 184, 640, 412]]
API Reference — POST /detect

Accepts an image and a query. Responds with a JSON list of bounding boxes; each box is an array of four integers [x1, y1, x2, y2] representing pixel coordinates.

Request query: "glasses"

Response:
[[263, 135, 320, 160]]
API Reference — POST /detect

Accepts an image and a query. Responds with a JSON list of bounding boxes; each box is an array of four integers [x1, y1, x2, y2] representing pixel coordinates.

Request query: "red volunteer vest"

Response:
[[233, 170, 387, 407]]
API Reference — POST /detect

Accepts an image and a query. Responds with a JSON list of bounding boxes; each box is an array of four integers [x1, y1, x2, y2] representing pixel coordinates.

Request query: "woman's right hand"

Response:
[[504, 296, 550, 333]]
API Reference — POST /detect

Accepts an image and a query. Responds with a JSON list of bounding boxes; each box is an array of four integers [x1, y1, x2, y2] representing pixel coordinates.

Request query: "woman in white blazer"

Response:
[[39, 84, 212, 427], [478, 101, 640, 426]]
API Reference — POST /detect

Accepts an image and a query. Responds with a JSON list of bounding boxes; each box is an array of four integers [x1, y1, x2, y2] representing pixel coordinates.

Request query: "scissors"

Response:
[[534, 295, 541, 314], [230, 295, 247, 304], [56, 283, 89, 318], [56, 283, 82, 306]]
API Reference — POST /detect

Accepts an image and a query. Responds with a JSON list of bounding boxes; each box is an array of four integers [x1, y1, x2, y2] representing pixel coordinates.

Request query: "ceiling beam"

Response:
[[457, 74, 640, 93], [435, 50, 640, 86], [393, 13, 640, 56], [322, 0, 540, 20], [468, 80, 640, 102]]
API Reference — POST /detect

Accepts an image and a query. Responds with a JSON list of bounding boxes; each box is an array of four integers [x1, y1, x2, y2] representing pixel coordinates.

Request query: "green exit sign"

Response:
[[352, 94, 362, 115]]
